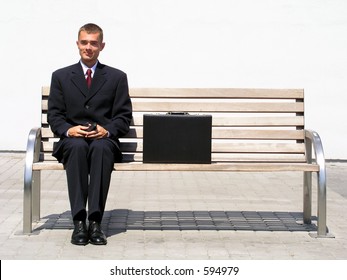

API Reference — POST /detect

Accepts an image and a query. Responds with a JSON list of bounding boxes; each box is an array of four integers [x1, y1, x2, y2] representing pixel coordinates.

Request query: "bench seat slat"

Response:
[[121, 153, 307, 163], [41, 152, 306, 163], [32, 161, 318, 172], [116, 163, 318, 172]]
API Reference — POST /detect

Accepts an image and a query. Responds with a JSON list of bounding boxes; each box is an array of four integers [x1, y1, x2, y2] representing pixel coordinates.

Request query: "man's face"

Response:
[[76, 31, 105, 67]]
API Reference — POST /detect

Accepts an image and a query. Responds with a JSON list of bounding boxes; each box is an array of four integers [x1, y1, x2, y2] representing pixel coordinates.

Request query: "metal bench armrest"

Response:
[[305, 129, 325, 169]]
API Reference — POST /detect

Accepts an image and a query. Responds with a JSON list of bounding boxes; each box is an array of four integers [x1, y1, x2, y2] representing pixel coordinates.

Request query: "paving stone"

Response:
[[0, 152, 347, 259]]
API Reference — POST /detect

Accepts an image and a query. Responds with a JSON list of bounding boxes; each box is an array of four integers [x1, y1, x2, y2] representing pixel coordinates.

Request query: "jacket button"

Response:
[[85, 105, 90, 109]]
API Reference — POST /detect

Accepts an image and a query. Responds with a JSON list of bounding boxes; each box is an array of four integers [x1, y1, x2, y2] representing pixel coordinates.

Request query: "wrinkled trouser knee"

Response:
[[61, 138, 116, 221]]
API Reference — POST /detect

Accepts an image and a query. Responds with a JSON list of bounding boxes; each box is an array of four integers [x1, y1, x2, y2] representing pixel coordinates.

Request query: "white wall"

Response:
[[1, 0, 347, 159]]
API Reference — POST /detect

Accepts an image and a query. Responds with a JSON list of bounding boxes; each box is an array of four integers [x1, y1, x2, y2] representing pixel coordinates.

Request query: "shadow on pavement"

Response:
[[34, 209, 318, 237]]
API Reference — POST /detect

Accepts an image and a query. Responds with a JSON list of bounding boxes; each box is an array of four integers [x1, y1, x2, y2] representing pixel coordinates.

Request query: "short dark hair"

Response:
[[78, 23, 103, 42]]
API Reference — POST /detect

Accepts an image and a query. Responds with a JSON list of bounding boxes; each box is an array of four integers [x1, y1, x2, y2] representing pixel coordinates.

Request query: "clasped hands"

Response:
[[67, 124, 108, 139]]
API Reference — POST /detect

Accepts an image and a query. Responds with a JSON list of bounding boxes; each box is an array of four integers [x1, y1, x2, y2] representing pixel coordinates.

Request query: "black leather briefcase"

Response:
[[143, 113, 212, 163]]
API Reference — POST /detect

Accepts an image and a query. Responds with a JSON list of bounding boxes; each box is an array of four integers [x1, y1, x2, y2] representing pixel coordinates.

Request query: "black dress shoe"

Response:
[[71, 220, 89, 245], [88, 221, 107, 245]]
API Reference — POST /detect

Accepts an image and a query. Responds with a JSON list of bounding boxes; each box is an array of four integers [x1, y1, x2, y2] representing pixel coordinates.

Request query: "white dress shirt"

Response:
[[80, 60, 98, 78]]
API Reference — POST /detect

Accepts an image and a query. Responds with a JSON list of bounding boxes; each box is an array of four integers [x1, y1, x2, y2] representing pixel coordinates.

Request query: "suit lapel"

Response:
[[71, 63, 89, 97], [70, 62, 107, 99], [87, 63, 107, 100]]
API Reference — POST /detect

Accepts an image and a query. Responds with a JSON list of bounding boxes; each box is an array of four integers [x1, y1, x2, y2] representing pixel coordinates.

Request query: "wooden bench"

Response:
[[24, 87, 331, 237]]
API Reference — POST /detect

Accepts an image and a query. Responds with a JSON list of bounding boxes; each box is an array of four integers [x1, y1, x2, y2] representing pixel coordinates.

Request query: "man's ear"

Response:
[[100, 42, 105, 51]]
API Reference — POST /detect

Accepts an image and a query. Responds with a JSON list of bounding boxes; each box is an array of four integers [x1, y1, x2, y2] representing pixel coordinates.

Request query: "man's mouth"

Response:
[[83, 50, 92, 55]]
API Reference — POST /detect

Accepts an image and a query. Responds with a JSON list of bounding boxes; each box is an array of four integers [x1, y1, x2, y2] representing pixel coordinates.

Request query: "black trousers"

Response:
[[60, 138, 117, 222]]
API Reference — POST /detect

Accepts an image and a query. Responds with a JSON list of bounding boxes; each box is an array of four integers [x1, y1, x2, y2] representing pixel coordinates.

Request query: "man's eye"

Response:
[[79, 41, 99, 47]]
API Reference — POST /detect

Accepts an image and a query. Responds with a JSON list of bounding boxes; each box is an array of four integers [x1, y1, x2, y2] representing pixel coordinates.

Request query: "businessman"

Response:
[[48, 23, 132, 245]]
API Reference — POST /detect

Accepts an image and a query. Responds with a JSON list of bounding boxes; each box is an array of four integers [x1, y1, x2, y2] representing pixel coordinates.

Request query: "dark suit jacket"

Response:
[[47, 62, 132, 162]]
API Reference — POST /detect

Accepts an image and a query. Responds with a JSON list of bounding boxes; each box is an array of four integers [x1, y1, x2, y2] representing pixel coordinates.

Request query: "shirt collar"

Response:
[[80, 60, 98, 77]]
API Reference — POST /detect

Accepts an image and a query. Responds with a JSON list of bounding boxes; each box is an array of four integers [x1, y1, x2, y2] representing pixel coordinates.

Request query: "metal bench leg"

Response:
[[23, 127, 41, 234], [23, 168, 33, 234], [309, 165, 333, 237], [303, 170, 312, 224], [303, 135, 312, 224], [316, 167, 328, 237], [32, 171, 41, 221], [23, 170, 41, 234], [305, 130, 333, 238]]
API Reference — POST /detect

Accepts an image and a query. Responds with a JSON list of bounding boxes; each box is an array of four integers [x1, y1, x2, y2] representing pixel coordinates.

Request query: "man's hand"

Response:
[[85, 124, 109, 139], [67, 124, 108, 139], [67, 125, 90, 138]]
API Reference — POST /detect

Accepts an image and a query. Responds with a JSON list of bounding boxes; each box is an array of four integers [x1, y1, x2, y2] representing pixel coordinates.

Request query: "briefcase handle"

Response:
[[167, 112, 189, 115]]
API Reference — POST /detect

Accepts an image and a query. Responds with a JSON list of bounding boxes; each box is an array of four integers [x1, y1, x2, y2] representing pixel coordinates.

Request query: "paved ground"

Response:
[[0, 152, 347, 260]]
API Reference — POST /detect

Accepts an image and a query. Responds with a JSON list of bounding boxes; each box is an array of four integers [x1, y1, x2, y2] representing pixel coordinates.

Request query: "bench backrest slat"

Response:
[[42, 87, 304, 99], [40, 87, 306, 163], [42, 127, 304, 140], [42, 114, 304, 127]]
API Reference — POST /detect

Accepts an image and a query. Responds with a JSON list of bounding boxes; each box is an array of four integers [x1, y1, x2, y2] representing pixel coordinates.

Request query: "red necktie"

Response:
[[86, 69, 92, 88]]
